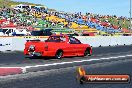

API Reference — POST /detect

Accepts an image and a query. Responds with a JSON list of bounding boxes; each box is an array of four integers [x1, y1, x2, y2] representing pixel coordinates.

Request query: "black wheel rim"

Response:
[[84, 50, 90, 56], [57, 51, 63, 59]]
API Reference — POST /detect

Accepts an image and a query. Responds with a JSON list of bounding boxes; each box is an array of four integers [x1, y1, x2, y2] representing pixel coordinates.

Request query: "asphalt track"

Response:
[[0, 45, 132, 67], [0, 45, 132, 88], [0, 54, 132, 88]]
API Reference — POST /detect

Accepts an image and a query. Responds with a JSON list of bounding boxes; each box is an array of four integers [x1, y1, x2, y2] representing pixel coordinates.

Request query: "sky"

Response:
[[13, 0, 131, 17]]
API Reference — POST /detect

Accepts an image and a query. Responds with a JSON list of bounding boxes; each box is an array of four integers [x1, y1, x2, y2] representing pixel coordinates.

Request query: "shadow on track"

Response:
[[25, 56, 77, 60], [25, 56, 55, 60]]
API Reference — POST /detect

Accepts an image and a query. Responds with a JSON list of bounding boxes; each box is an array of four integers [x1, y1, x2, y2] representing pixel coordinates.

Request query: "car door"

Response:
[[59, 36, 76, 56], [69, 37, 85, 55], [68, 37, 81, 55]]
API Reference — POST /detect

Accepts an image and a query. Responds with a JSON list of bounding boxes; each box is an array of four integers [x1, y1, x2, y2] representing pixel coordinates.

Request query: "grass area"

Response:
[[0, 0, 56, 11], [0, 0, 43, 8]]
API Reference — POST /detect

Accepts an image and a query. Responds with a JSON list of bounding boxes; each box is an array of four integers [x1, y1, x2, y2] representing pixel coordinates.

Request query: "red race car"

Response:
[[24, 34, 92, 59]]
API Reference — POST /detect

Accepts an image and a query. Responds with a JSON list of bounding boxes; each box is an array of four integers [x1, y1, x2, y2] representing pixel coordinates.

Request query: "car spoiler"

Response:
[[26, 39, 41, 42]]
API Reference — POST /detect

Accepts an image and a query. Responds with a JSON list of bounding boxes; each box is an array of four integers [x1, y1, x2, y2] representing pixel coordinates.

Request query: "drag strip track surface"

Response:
[[0, 45, 132, 88], [0, 45, 132, 67], [0, 56, 132, 88]]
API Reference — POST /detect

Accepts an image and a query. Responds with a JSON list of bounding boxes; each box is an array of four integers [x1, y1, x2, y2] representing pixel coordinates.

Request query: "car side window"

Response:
[[69, 37, 81, 44], [46, 36, 66, 42]]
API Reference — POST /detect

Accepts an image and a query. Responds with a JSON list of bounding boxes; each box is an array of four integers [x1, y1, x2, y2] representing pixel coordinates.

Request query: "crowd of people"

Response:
[[0, 4, 131, 36]]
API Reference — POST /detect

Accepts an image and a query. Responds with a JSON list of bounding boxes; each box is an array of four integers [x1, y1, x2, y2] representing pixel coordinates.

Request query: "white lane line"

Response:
[[118, 56, 126, 58], [24, 59, 100, 69], [126, 55, 132, 56], [0, 54, 132, 74], [24, 54, 132, 69]]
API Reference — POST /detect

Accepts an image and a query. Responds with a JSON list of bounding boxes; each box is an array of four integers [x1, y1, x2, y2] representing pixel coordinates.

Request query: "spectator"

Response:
[[12, 30, 16, 36]]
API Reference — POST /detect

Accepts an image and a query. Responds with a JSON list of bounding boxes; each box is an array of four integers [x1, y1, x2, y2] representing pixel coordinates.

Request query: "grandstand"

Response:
[[0, 0, 132, 36]]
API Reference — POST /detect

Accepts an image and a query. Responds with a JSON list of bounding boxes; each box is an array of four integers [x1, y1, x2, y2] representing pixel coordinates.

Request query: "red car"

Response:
[[24, 34, 92, 59]]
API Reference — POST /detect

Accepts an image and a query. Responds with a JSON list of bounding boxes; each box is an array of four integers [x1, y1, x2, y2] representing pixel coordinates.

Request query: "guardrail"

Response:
[[0, 36, 132, 51]]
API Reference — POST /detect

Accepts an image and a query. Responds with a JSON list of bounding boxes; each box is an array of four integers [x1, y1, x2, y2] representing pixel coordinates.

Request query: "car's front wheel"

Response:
[[55, 50, 63, 59], [84, 49, 91, 57]]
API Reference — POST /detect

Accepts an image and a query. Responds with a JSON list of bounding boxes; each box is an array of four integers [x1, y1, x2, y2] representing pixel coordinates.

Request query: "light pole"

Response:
[[130, 0, 132, 30]]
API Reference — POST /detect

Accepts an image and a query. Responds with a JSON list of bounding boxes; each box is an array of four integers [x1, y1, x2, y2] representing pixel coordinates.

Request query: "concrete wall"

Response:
[[0, 36, 132, 51], [0, 37, 13, 51], [76, 36, 132, 47], [11, 37, 47, 51]]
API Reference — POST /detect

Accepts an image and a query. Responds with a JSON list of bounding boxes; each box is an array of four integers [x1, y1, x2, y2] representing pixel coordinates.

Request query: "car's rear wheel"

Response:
[[55, 50, 63, 59], [84, 49, 91, 57]]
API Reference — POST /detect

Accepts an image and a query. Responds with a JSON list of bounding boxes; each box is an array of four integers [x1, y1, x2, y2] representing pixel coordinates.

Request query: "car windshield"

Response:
[[45, 36, 66, 42]]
